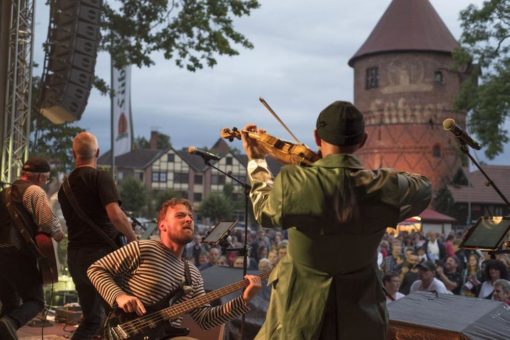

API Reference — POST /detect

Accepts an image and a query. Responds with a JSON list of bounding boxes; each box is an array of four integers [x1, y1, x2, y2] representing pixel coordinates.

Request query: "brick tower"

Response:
[[349, 0, 469, 190]]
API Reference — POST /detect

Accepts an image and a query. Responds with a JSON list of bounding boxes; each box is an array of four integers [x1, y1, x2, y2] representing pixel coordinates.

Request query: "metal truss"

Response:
[[1, 0, 35, 183]]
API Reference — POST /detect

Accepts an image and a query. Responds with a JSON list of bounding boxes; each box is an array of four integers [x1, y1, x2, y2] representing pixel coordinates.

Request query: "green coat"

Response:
[[249, 154, 432, 340]]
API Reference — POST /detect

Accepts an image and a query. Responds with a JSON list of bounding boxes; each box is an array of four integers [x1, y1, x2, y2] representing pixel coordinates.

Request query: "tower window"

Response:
[[434, 71, 444, 84], [366, 67, 379, 89], [432, 144, 441, 158]]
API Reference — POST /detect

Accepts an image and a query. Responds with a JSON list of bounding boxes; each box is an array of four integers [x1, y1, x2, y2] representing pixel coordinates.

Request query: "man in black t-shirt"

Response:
[[58, 131, 137, 339]]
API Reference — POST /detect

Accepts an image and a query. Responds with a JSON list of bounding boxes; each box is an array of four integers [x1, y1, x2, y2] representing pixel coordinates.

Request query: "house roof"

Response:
[[175, 149, 210, 172], [98, 149, 166, 169], [448, 165, 510, 204], [349, 0, 459, 66]]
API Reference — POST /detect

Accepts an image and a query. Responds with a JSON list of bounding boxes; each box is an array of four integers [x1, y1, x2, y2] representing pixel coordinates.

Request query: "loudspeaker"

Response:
[[39, 0, 102, 124], [387, 291, 510, 339]]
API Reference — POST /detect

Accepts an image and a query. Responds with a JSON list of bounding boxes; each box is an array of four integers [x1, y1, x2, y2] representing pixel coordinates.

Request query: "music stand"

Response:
[[460, 216, 510, 252], [202, 220, 238, 246]]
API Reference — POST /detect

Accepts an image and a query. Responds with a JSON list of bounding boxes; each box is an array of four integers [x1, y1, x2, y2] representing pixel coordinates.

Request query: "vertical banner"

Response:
[[112, 65, 132, 157]]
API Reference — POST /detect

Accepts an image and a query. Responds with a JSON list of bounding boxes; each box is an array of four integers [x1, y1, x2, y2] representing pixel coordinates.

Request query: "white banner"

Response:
[[112, 65, 132, 157]]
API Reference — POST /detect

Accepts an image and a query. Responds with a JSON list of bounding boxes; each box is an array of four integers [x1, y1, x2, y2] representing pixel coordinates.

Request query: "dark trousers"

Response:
[[0, 247, 44, 328], [68, 246, 111, 340]]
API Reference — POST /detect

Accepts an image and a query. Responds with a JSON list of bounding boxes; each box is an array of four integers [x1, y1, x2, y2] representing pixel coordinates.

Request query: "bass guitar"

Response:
[[104, 270, 270, 340]]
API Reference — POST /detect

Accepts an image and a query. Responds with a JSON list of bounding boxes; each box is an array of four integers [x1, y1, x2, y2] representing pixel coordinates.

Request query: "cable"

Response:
[[40, 281, 55, 339]]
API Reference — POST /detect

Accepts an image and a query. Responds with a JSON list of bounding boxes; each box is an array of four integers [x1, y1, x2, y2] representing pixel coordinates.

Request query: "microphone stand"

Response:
[[458, 142, 510, 258], [459, 143, 510, 207], [205, 159, 251, 340]]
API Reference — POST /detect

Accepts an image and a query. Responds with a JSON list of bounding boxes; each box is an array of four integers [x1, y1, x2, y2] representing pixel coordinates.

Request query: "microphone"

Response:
[[187, 146, 221, 162], [442, 118, 481, 150]]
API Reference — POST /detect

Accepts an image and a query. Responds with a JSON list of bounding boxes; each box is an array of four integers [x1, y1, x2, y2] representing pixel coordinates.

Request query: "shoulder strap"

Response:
[[3, 187, 45, 258], [184, 259, 193, 286], [62, 177, 118, 250]]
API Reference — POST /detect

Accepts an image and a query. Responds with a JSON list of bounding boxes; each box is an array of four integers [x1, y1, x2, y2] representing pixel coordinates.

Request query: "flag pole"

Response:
[[110, 53, 115, 180]]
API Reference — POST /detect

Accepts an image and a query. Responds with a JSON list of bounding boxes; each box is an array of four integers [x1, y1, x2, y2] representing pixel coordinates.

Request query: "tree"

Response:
[[199, 192, 233, 223], [153, 188, 181, 214], [119, 176, 148, 215], [102, 0, 261, 71], [455, 0, 510, 159]]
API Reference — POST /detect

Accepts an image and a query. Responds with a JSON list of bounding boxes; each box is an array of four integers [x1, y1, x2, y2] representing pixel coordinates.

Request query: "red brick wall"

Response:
[[352, 52, 468, 189]]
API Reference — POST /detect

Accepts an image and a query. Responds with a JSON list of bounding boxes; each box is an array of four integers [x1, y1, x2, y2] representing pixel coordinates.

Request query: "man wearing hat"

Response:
[[242, 101, 432, 339], [410, 260, 451, 294], [0, 157, 64, 339]]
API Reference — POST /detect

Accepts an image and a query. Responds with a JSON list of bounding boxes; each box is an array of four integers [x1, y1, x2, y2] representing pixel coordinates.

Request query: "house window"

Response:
[[174, 172, 188, 184], [194, 174, 203, 184], [152, 171, 167, 182], [434, 71, 444, 84], [138, 172, 144, 181], [167, 154, 175, 162], [365, 67, 379, 89], [226, 157, 233, 165], [193, 193, 202, 202], [432, 144, 441, 158], [211, 174, 225, 185]]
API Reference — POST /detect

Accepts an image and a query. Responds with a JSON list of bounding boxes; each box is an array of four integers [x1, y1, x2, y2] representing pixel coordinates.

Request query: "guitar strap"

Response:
[[2, 187, 45, 259], [62, 177, 119, 251], [168, 260, 193, 306]]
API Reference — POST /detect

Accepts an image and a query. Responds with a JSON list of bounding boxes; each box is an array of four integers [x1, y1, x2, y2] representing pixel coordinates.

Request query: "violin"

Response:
[[220, 127, 320, 166]]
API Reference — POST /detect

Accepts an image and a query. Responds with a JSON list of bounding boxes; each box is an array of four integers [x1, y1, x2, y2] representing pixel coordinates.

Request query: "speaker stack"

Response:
[[39, 0, 102, 124]]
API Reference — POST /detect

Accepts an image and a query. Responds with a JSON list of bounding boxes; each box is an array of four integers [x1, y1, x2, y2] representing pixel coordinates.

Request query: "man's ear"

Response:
[[313, 129, 322, 147], [158, 221, 167, 232]]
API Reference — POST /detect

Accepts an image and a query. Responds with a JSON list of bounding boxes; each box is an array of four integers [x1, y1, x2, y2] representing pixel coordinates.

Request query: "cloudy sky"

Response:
[[34, 0, 508, 165]]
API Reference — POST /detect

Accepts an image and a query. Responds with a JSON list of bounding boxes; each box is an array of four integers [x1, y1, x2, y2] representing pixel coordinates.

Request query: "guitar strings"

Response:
[[115, 273, 270, 335]]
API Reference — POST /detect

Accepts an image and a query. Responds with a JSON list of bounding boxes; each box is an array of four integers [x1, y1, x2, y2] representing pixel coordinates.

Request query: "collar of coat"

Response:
[[312, 153, 365, 169]]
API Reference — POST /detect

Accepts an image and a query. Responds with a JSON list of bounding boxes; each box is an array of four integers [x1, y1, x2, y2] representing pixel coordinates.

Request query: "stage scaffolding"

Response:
[[1, 0, 35, 183]]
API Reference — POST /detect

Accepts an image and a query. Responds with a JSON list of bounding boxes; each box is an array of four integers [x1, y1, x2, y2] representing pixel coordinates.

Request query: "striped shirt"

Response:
[[23, 184, 63, 238], [87, 240, 250, 329]]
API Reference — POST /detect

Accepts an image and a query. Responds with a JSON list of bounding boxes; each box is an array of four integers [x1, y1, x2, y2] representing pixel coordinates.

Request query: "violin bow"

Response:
[[259, 97, 302, 144]]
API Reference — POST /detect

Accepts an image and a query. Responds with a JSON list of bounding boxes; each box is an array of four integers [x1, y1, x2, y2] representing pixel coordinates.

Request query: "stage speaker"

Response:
[[387, 291, 510, 339], [39, 0, 102, 124]]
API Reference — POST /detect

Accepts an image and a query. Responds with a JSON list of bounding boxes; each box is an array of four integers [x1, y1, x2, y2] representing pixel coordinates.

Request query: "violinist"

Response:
[[241, 101, 432, 340]]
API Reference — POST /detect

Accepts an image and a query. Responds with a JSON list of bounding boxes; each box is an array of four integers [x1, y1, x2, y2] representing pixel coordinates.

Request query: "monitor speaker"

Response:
[[39, 0, 102, 124]]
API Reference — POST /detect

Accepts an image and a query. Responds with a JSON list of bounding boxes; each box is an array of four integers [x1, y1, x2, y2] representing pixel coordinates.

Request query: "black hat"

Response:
[[316, 101, 365, 146], [417, 260, 436, 272], [22, 157, 50, 173]]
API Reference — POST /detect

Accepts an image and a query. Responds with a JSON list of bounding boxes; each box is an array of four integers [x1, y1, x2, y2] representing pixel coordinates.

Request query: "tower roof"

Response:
[[349, 0, 459, 66]]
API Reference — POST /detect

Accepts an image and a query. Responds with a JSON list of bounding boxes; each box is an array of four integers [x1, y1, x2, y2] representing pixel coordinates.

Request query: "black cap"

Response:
[[417, 260, 436, 272], [22, 157, 50, 173], [316, 101, 365, 146]]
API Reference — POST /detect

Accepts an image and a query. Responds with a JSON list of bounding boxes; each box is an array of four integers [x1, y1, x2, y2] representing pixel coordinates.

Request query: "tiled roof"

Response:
[[98, 149, 165, 169], [349, 0, 459, 66], [448, 165, 510, 204], [175, 149, 210, 172]]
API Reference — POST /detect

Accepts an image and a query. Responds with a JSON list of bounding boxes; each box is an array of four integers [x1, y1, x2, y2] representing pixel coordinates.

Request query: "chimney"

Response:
[[150, 130, 159, 149]]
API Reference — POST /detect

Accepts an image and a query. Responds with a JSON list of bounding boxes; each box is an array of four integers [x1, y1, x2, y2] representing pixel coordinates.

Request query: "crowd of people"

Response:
[[379, 230, 510, 305], [185, 226, 510, 308]]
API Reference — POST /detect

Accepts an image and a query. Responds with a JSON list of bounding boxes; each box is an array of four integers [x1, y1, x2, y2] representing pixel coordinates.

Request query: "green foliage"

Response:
[[102, 0, 261, 70], [134, 136, 150, 149], [433, 186, 456, 217], [119, 176, 148, 215], [198, 191, 233, 223], [455, 0, 510, 158], [153, 188, 181, 213]]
